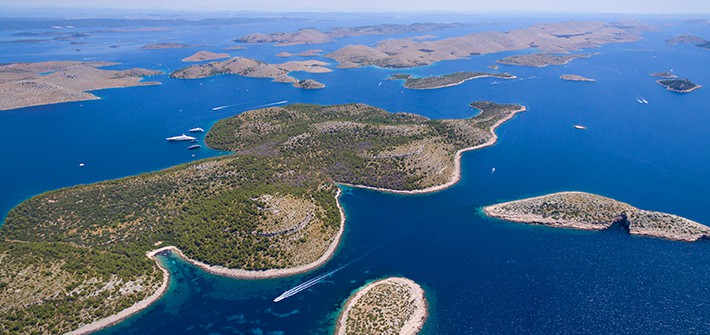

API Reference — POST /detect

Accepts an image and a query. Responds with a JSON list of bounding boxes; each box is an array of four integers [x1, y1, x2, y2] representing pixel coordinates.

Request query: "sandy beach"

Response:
[[339, 106, 526, 195], [334, 277, 428, 335]]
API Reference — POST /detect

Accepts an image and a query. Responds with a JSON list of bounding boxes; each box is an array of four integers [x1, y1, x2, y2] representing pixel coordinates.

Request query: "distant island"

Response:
[[326, 21, 644, 68], [650, 71, 677, 78], [235, 22, 463, 46], [276, 49, 324, 57], [182, 50, 230, 62], [293, 79, 325, 89], [484, 192, 710, 242], [170, 57, 331, 88], [1, 101, 524, 334], [656, 78, 702, 93], [389, 71, 516, 89], [0, 61, 161, 110], [335, 277, 427, 335], [141, 43, 191, 49], [560, 74, 595, 82], [666, 35, 710, 50], [498, 53, 590, 67], [223, 45, 246, 50]]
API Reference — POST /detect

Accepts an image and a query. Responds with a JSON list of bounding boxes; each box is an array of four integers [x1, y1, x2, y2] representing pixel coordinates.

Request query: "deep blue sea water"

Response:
[[1, 14, 709, 334]]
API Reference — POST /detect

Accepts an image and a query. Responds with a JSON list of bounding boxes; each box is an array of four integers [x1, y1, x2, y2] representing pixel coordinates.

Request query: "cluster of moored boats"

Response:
[[166, 127, 204, 150]]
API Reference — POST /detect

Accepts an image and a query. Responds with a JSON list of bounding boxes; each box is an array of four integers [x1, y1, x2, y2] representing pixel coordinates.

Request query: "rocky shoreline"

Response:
[[484, 191, 710, 242], [335, 277, 427, 335]]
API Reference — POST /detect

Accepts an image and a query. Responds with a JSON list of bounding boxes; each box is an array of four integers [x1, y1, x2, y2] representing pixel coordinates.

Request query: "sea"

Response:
[[1, 12, 709, 334]]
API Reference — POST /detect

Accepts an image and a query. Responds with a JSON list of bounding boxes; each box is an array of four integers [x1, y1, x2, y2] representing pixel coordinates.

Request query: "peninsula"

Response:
[[390, 71, 516, 89], [656, 78, 702, 93], [1, 101, 524, 334], [182, 50, 230, 62], [498, 53, 590, 67], [560, 74, 595, 82], [326, 20, 644, 69], [235, 22, 462, 46], [484, 192, 710, 242], [0, 61, 161, 110], [170, 56, 331, 87], [335, 277, 427, 335]]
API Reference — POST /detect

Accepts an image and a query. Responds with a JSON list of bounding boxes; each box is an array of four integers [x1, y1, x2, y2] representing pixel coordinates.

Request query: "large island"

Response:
[[484, 192, 710, 242], [326, 21, 644, 68], [170, 56, 329, 89], [0, 61, 161, 110], [0, 101, 524, 334]]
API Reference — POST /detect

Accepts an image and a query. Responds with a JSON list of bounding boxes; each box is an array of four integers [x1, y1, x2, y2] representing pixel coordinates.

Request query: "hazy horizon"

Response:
[[0, 0, 709, 15]]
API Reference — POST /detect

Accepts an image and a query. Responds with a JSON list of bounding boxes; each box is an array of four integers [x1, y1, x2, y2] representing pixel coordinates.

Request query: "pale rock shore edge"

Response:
[[65, 250, 170, 335], [65, 105, 523, 334], [66, 189, 347, 334], [334, 277, 428, 335], [339, 106, 526, 195]]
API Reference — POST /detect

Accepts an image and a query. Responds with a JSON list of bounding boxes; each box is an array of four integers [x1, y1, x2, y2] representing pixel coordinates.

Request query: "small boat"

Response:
[[491, 167, 496, 174], [574, 125, 588, 130], [641, 98, 648, 104], [188, 144, 201, 150], [79, 163, 85, 167], [166, 134, 196, 141], [189, 127, 204, 133], [636, 98, 643, 103]]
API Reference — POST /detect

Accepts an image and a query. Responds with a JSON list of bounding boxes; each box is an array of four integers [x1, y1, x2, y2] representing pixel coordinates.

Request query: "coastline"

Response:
[[161, 188, 346, 280], [404, 74, 517, 90], [339, 106, 526, 195], [66, 189, 346, 334], [656, 80, 703, 93], [334, 277, 428, 335], [65, 249, 171, 335]]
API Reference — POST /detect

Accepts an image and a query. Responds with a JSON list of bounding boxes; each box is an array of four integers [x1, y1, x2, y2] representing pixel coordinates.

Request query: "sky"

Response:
[[1, 0, 709, 14]]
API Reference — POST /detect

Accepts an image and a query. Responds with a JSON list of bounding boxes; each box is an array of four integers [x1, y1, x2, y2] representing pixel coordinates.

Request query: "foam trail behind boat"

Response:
[[212, 104, 239, 111], [251, 100, 288, 109], [272, 231, 404, 303]]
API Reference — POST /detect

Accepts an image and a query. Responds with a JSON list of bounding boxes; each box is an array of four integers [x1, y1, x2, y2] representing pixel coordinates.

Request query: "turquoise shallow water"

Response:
[[1, 14, 709, 334]]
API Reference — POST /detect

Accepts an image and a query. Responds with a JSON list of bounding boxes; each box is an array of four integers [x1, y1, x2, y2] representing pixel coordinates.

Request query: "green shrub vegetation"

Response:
[[0, 102, 522, 334]]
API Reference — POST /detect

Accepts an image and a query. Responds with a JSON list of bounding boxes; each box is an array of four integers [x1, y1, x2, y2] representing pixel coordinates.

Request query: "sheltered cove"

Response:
[[0, 101, 524, 334]]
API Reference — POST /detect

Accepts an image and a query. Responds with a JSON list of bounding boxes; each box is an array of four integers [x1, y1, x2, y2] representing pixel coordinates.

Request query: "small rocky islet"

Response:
[[484, 192, 710, 242], [335, 277, 427, 335]]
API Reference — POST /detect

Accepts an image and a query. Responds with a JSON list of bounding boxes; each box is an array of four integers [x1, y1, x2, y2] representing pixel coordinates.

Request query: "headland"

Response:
[[0, 101, 524, 333]]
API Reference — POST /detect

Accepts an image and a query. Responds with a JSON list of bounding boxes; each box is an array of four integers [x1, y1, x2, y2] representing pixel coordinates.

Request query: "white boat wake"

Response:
[[212, 104, 239, 111], [251, 100, 288, 109], [273, 263, 347, 302], [273, 233, 401, 303]]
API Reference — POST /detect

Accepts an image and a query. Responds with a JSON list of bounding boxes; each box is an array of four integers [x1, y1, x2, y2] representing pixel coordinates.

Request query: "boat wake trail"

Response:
[[273, 263, 349, 303], [213, 100, 288, 111], [251, 100, 288, 109], [272, 233, 402, 303], [212, 104, 241, 111]]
